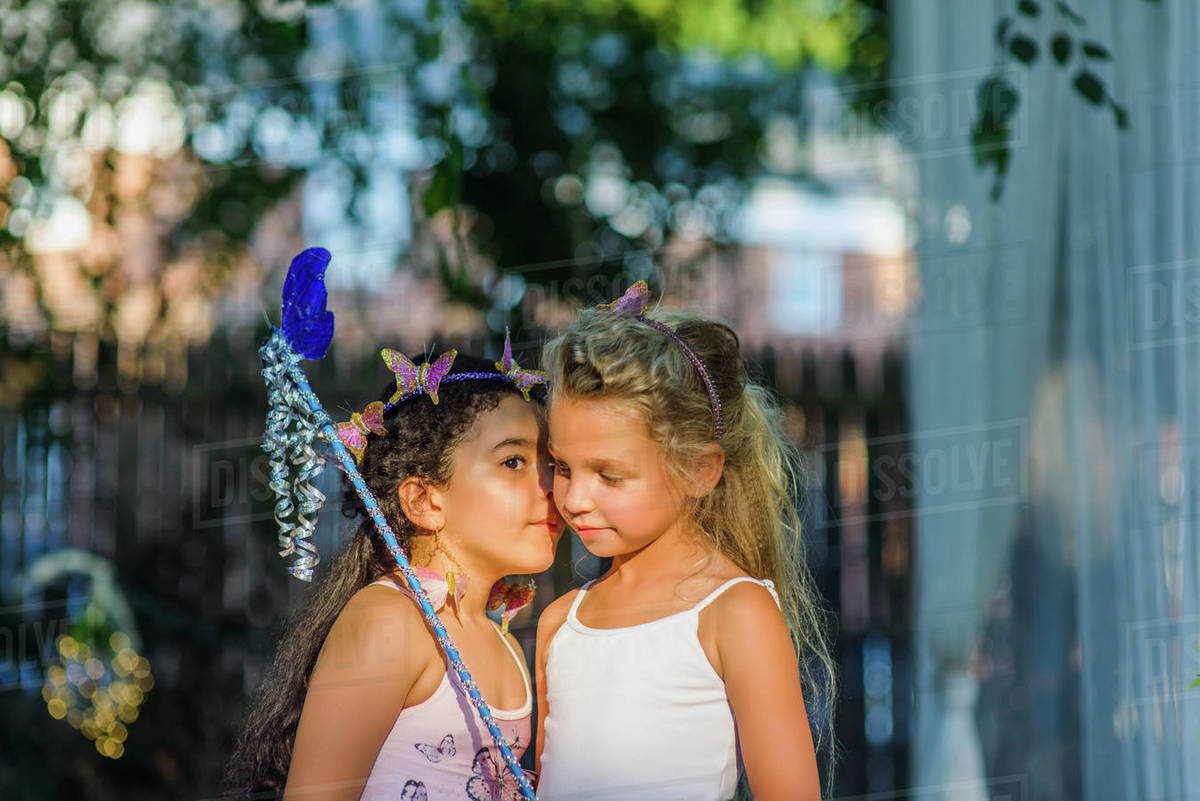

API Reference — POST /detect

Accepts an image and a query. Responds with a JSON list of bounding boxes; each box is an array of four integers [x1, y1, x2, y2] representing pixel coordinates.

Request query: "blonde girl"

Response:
[[534, 283, 837, 801]]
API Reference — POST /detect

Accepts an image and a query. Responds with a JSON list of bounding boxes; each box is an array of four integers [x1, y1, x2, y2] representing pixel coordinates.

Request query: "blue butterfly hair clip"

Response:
[[279, 248, 335, 359]]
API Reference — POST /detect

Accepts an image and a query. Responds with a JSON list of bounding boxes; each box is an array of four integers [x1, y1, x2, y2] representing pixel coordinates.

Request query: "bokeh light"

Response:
[[42, 633, 153, 759]]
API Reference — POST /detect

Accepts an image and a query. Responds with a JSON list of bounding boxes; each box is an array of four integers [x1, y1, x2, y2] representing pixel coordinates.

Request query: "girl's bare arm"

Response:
[[712, 582, 820, 801], [283, 588, 430, 801]]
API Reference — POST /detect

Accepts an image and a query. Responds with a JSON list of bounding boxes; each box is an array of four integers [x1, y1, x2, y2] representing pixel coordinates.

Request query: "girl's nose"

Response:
[[557, 476, 591, 516]]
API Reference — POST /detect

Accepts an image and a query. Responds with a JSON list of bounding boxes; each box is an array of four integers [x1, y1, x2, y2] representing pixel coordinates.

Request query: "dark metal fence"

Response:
[[0, 329, 912, 800]]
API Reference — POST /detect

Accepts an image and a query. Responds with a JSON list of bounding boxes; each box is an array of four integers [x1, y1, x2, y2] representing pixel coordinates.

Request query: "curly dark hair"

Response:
[[220, 353, 540, 800]]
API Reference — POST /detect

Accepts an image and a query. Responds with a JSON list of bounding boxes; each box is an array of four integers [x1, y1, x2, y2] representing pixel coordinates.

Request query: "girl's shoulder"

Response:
[[306, 581, 439, 709], [690, 557, 782, 630], [697, 571, 784, 644], [695, 572, 786, 681], [534, 588, 583, 660], [537, 587, 582, 631], [323, 578, 438, 660]]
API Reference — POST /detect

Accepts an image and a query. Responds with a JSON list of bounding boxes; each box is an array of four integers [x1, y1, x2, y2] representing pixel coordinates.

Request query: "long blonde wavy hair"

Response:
[[542, 303, 840, 789]]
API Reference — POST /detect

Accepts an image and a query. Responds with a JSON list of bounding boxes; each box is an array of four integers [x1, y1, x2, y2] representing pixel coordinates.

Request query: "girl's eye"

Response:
[[503, 455, 527, 470], [552, 461, 569, 477], [600, 474, 623, 485]]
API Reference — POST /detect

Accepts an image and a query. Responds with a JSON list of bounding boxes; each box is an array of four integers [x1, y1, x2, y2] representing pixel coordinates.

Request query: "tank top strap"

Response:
[[371, 573, 422, 592], [369, 574, 425, 601], [566, 579, 598, 623], [690, 576, 780, 615], [490, 621, 533, 715]]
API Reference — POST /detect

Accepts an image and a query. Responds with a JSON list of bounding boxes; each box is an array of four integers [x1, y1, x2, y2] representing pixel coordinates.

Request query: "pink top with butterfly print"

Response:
[[359, 577, 532, 801]]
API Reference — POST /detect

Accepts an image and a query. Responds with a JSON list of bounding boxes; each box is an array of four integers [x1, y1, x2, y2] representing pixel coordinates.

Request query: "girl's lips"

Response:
[[574, 526, 608, 537]]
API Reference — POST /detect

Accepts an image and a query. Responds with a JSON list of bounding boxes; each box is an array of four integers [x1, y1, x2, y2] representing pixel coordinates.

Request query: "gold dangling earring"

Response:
[[433, 527, 469, 622]]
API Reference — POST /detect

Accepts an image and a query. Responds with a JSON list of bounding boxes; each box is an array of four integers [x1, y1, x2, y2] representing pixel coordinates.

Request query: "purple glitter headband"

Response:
[[380, 329, 547, 412], [596, 281, 725, 439]]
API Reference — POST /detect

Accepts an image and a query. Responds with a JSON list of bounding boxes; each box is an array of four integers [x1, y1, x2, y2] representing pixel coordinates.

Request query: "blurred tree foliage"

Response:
[[0, 0, 888, 361], [0, 0, 1153, 353]]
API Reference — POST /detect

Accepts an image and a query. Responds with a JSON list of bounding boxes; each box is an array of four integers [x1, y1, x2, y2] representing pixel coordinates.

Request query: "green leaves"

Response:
[[1070, 71, 1129, 129], [996, 17, 1013, 45], [980, 0, 1148, 198], [1008, 34, 1039, 63], [1051, 33, 1072, 65], [971, 75, 1020, 201], [1055, 1, 1086, 25], [1073, 70, 1105, 105], [1110, 100, 1129, 129]]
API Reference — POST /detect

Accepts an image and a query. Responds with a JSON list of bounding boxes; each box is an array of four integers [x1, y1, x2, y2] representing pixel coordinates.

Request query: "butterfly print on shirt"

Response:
[[400, 779, 427, 801], [412, 733, 455, 763], [465, 747, 525, 801]]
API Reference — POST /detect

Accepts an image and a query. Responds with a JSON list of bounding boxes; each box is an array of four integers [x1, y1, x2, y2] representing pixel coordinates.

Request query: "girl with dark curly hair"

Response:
[[223, 349, 563, 801]]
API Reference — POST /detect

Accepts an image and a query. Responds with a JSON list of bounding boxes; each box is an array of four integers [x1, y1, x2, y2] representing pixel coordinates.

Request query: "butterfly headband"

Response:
[[335, 331, 546, 463], [258, 248, 536, 800], [596, 281, 725, 439], [381, 329, 546, 408]]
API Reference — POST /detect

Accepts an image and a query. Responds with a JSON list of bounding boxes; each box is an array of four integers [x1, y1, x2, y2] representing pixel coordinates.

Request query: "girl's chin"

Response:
[[520, 547, 559, 575], [576, 534, 642, 560], [578, 543, 620, 559], [494, 544, 558, 577]]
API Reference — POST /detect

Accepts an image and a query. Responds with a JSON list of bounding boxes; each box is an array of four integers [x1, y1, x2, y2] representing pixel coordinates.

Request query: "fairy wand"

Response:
[[258, 247, 536, 800]]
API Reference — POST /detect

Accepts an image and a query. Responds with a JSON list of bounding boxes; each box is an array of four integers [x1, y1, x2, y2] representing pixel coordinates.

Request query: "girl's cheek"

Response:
[[551, 476, 568, 508]]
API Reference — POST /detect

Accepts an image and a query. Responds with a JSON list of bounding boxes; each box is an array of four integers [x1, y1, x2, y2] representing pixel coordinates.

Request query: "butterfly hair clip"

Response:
[[596, 279, 650, 315], [594, 280, 725, 439], [382, 349, 458, 408], [495, 329, 548, 402], [487, 578, 536, 636], [335, 401, 387, 464]]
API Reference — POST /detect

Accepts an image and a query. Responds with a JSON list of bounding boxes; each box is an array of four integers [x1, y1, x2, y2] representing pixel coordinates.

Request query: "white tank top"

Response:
[[537, 576, 780, 801]]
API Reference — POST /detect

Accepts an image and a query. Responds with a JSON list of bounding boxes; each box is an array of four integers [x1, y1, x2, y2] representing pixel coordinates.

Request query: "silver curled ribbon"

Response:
[[260, 330, 326, 581]]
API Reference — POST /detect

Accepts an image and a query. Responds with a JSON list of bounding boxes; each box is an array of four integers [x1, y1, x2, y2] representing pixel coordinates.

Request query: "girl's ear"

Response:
[[688, 443, 726, 499], [396, 476, 445, 532]]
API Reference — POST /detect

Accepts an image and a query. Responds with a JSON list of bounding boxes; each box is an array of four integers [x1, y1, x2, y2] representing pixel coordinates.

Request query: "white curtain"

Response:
[[893, 1, 1200, 800]]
